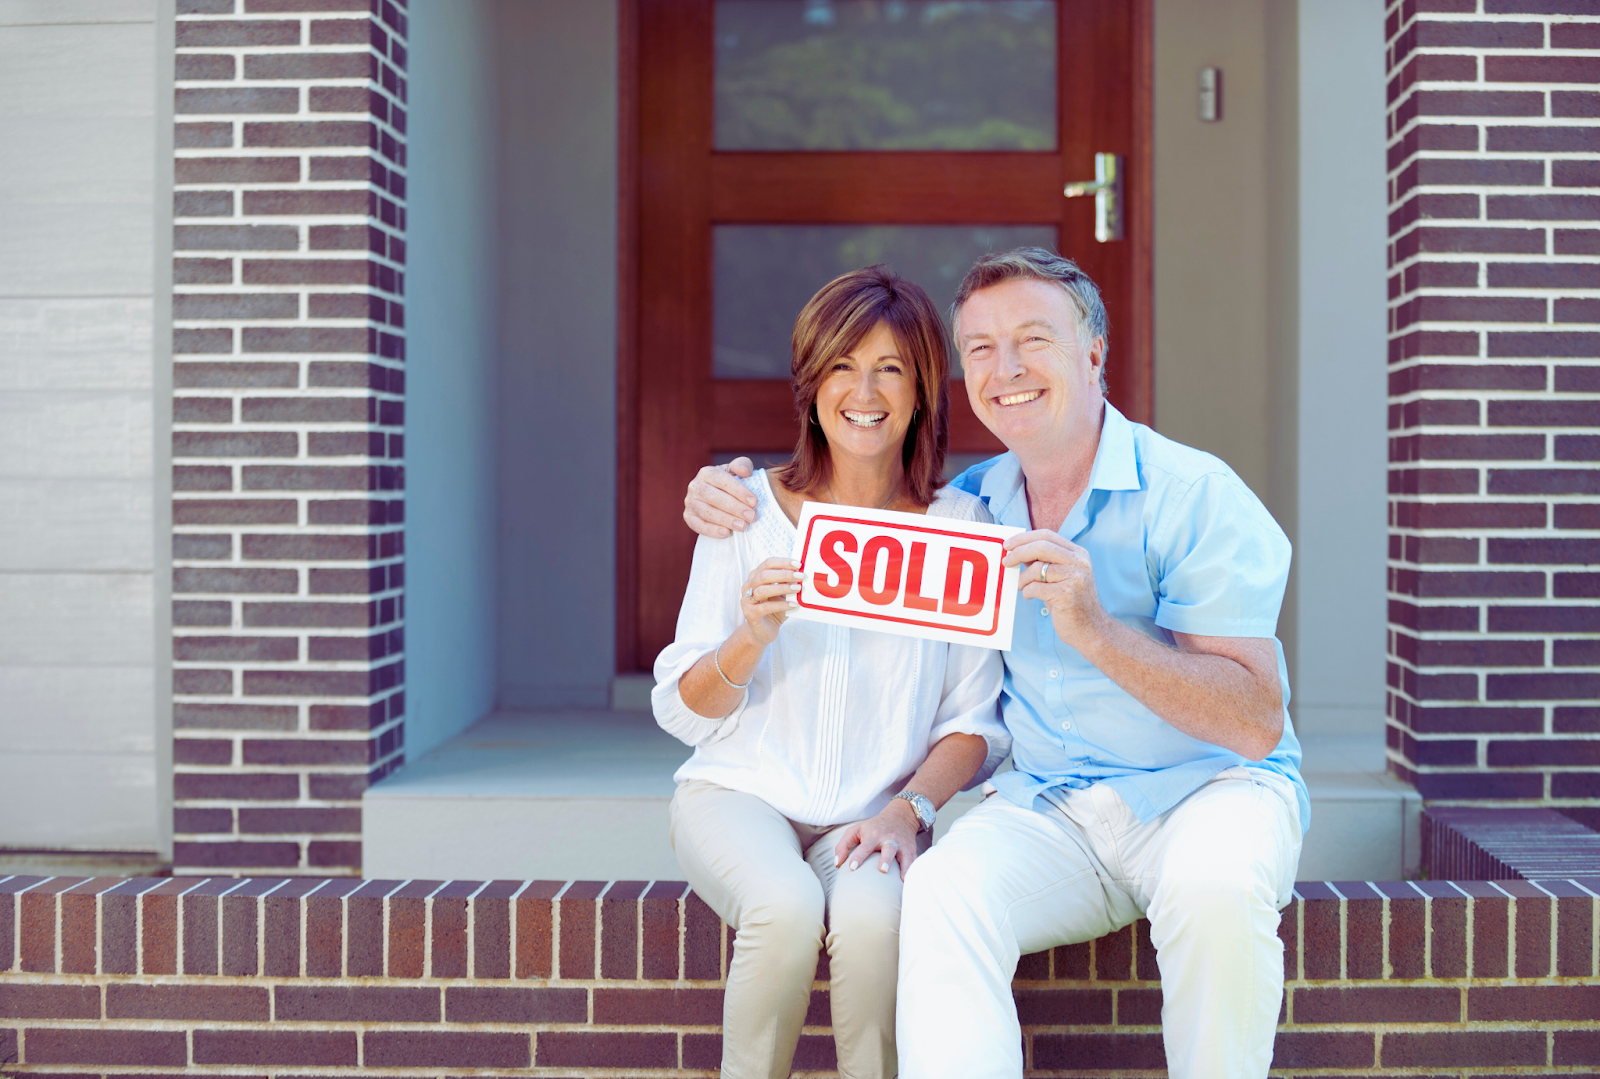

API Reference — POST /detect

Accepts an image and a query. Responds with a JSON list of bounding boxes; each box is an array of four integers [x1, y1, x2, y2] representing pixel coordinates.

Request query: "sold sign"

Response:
[[789, 502, 1022, 649]]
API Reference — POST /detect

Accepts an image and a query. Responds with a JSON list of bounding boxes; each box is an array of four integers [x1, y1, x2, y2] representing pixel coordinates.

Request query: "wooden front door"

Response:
[[620, 0, 1151, 671]]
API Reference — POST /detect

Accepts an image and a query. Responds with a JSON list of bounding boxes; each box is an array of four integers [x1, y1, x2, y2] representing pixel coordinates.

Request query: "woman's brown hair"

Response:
[[775, 265, 950, 507]]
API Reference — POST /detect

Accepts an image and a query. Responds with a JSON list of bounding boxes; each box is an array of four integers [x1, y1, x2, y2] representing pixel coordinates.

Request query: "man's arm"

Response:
[[683, 457, 758, 538], [1006, 531, 1284, 761]]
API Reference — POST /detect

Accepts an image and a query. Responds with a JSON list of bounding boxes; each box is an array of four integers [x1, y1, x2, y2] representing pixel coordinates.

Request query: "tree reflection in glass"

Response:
[[713, 225, 1059, 380], [715, 0, 1057, 151]]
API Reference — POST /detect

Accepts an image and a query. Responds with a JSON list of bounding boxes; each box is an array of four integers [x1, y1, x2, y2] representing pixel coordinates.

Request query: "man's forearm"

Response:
[[1076, 614, 1283, 760]]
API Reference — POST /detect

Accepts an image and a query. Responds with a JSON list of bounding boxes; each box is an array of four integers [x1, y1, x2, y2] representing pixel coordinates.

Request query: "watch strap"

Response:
[[893, 790, 937, 833]]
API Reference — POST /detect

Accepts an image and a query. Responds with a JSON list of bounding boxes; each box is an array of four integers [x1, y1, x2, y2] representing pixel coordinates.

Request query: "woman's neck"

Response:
[[821, 452, 905, 508]]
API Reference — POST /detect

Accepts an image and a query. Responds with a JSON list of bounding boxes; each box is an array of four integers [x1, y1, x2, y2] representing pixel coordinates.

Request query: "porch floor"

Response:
[[363, 710, 1419, 881]]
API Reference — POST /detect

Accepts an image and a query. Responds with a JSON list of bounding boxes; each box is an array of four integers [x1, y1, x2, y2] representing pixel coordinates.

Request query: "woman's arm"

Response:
[[676, 556, 801, 719], [896, 733, 990, 813], [833, 731, 989, 879]]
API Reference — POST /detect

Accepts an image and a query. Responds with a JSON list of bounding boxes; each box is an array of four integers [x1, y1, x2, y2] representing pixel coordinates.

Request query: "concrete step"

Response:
[[1297, 733, 1421, 881], [364, 713, 1419, 882]]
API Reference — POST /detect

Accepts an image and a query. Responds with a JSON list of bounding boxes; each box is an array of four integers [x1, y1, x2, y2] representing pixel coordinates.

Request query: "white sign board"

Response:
[[789, 502, 1023, 650]]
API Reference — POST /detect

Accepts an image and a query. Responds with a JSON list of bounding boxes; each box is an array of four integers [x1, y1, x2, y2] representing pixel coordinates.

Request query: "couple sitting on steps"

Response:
[[652, 248, 1306, 1079]]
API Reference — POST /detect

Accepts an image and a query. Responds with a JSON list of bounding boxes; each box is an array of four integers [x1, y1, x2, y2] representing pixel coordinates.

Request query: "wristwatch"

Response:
[[892, 790, 937, 833]]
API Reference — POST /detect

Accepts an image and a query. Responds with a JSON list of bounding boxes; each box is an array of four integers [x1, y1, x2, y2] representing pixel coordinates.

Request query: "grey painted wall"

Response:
[[404, 0, 501, 760], [494, 0, 618, 709], [1152, 0, 1273, 501], [0, 0, 158, 849], [1151, 0, 1386, 736], [1290, 0, 1387, 736]]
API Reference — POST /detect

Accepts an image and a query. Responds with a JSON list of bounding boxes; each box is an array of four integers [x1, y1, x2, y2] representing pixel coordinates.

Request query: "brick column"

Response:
[[1385, 2, 1600, 824], [170, 0, 409, 874]]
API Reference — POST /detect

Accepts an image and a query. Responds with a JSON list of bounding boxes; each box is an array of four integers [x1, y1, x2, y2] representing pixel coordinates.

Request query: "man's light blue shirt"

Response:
[[950, 403, 1309, 834]]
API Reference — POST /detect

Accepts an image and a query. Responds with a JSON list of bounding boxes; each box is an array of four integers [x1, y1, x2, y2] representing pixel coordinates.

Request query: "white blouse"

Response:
[[652, 469, 1011, 828]]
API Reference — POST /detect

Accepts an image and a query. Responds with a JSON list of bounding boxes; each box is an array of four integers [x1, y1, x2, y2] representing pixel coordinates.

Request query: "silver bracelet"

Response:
[[713, 642, 751, 690]]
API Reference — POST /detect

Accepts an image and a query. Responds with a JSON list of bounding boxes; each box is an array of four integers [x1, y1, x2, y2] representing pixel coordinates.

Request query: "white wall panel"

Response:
[[0, 3, 158, 852], [0, 1, 154, 26], [0, 479, 152, 570], [0, 391, 153, 478], [0, 118, 155, 205], [0, 22, 154, 117], [0, 205, 153, 296], [0, 299, 153, 390], [0, 751, 157, 849], [0, 665, 155, 753], [0, 572, 153, 665]]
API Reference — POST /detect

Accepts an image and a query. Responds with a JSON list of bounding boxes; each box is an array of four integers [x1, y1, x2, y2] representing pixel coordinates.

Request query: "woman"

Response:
[[651, 266, 1009, 1079]]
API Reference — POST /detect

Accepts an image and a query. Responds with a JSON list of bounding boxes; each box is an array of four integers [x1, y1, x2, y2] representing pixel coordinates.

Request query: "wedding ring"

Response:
[[1041, 564, 1050, 584], [745, 588, 754, 598]]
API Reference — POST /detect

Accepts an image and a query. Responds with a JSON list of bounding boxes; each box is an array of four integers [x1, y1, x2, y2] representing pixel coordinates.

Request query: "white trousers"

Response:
[[897, 768, 1302, 1079]]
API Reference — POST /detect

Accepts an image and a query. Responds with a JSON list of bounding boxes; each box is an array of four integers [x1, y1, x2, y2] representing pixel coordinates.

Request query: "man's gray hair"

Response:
[[949, 247, 1110, 391]]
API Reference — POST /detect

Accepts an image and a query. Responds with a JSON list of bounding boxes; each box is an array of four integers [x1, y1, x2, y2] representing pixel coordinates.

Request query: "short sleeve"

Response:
[[650, 533, 751, 746], [1150, 473, 1291, 639]]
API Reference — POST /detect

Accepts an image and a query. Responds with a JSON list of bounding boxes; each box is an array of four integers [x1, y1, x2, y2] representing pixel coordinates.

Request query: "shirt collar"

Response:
[[977, 402, 1142, 525], [1090, 402, 1142, 493]]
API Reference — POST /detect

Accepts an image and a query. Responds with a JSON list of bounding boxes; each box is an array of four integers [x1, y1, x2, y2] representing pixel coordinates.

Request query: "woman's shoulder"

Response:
[[737, 469, 797, 551], [745, 468, 776, 510], [926, 483, 993, 524]]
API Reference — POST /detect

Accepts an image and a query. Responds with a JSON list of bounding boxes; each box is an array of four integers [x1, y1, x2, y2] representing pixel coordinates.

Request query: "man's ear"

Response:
[[1087, 336, 1107, 382]]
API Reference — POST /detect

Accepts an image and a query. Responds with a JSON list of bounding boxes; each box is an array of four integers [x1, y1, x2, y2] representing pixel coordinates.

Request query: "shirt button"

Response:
[[1040, 607, 1049, 616], [1061, 720, 1072, 730], [1049, 670, 1060, 679]]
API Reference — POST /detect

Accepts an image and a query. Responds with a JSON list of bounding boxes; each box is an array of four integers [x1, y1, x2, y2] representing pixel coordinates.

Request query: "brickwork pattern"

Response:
[[3, 875, 1600, 1075], [170, 0, 409, 875], [1385, 0, 1600, 822]]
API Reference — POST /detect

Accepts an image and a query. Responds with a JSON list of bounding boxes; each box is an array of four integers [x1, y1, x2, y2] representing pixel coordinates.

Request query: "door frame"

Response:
[[615, 0, 1152, 673]]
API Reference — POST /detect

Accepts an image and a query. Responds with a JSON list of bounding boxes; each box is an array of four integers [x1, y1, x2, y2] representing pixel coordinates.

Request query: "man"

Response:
[[683, 248, 1305, 1079]]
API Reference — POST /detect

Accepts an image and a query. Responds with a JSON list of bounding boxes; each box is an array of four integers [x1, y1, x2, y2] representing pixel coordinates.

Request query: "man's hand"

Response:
[[1003, 530, 1284, 760], [684, 457, 758, 538], [1004, 529, 1109, 649]]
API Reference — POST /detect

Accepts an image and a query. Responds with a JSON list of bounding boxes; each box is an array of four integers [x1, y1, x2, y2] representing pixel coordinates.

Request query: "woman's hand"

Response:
[[741, 557, 802, 645], [833, 798, 922, 880]]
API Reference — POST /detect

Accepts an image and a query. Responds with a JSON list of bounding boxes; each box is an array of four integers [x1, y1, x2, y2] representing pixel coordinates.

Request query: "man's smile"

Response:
[[992, 389, 1045, 408]]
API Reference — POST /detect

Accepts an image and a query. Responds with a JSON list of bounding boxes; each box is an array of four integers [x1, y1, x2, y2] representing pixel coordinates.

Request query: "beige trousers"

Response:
[[669, 780, 926, 1079]]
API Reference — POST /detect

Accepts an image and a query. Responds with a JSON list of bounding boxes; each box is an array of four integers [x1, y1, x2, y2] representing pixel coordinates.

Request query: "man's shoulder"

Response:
[[1130, 423, 1241, 491], [1129, 424, 1285, 541], [945, 453, 1011, 499]]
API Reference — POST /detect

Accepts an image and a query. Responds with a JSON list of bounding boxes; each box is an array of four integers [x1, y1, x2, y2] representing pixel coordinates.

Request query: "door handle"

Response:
[[1063, 152, 1124, 243]]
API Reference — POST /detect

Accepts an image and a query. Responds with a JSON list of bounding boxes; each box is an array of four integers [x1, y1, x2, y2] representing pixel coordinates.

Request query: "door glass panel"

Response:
[[713, 224, 1058, 379], [714, 0, 1057, 151]]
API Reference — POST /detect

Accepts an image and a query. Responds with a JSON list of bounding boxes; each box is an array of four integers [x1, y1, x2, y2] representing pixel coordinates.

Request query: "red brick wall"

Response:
[[1386, 1, 1600, 822], [170, 0, 408, 874], [2, 875, 1599, 1073]]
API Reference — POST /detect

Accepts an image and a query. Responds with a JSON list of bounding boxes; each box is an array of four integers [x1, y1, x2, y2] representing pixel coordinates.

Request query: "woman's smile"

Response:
[[843, 409, 888, 429]]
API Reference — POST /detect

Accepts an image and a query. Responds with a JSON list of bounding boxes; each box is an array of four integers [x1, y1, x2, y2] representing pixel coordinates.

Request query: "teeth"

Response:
[[844, 411, 887, 428], [997, 390, 1044, 407]]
